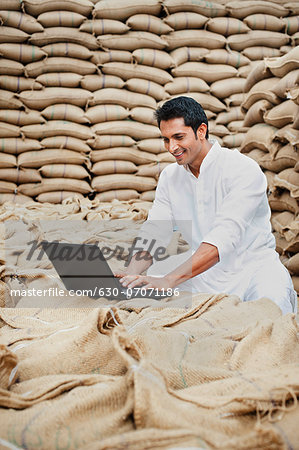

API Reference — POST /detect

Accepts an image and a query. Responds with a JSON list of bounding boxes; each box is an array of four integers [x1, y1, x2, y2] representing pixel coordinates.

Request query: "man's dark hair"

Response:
[[154, 96, 209, 139]]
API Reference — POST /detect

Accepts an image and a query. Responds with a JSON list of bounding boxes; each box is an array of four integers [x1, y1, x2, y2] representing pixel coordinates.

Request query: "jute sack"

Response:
[[0, 10, 43, 33], [241, 78, 280, 111], [18, 149, 89, 168], [271, 70, 299, 99], [23, 0, 93, 16], [269, 191, 299, 214], [126, 14, 173, 34], [264, 100, 299, 128], [291, 31, 299, 45], [243, 99, 272, 127], [222, 133, 245, 148], [165, 77, 209, 95], [171, 62, 237, 83], [0, 193, 31, 204], [97, 32, 167, 51], [18, 88, 93, 109], [85, 104, 129, 124], [264, 47, 299, 78], [130, 107, 156, 125], [22, 121, 94, 140], [101, 62, 173, 85], [164, 92, 226, 113], [81, 74, 124, 91], [274, 125, 299, 146], [25, 57, 98, 77], [0, 27, 28, 43], [132, 49, 174, 70], [209, 122, 229, 137], [0, 0, 22, 10], [0, 59, 24, 76], [215, 107, 244, 125], [0, 122, 21, 138], [0, 180, 17, 193], [292, 275, 299, 293], [42, 43, 93, 60], [264, 169, 276, 193], [259, 144, 299, 172], [204, 49, 250, 68], [285, 2, 299, 15], [225, 1, 288, 18], [225, 93, 246, 107], [41, 136, 91, 153], [227, 31, 290, 51], [29, 28, 99, 50], [37, 11, 86, 27], [227, 120, 247, 133], [285, 253, 299, 275], [0, 138, 43, 155], [170, 47, 209, 66], [92, 120, 160, 139], [36, 191, 84, 203], [165, 30, 226, 50], [91, 49, 132, 65], [163, 0, 226, 17], [274, 168, 299, 199], [283, 16, 299, 34], [140, 190, 155, 201], [244, 60, 273, 93], [136, 138, 165, 154], [240, 123, 278, 153], [125, 78, 166, 102], [91, 174, 156, 192], [95, 189, 139, 201], [91, 160, 137, 175], [90, 88, 156, 109], [210, 77, 246, 99], [91, 147, 156, 165], [245, 148, 265, 164], [88, 135, 136, 149], [238, 61, 261, 79], [18, 178, 92, 196], [164, 12, 208, 30], [0, 168, 41, 183], [93, 0, 161, 20], [39, 164, 90, 179], [0, 75, 42, 92], [157, 152, 176, 162], [0, 153, 16, 168], [244, 14, 285, 32], [0, 90, 23, 109], [42, 104, 89, 124], [136, 162, 169, 178], [242, 46, 281, 60], [0, 43, 46, 63], [80, 19, 129, 35], [206, 17, 250, 35]]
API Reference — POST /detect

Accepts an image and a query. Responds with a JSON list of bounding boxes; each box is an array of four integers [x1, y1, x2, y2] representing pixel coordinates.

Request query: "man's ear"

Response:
[[197, 123, 207, 139]]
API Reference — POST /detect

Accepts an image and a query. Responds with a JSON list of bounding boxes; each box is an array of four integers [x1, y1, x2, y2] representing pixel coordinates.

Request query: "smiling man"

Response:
[[118, 96, 297, 314]]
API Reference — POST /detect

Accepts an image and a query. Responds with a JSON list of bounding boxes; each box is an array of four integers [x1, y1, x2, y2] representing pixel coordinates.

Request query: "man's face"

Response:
[[160, 117, 204, 167]]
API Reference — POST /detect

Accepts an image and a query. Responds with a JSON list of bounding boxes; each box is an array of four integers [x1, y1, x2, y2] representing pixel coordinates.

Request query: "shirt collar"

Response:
[[184, 139, 221, 177]]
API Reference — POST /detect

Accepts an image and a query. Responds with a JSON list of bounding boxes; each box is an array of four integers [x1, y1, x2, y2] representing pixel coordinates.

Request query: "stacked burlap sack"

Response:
[[0, 0, 298, 204], [240, 46, 299, 295]]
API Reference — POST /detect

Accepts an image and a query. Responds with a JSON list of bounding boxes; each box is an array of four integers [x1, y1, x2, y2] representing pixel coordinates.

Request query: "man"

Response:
[[118, 96, 297, 314]]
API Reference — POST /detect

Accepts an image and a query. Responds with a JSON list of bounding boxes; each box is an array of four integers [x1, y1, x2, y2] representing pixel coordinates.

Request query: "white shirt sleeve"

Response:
[[202, 156, 268, 265]]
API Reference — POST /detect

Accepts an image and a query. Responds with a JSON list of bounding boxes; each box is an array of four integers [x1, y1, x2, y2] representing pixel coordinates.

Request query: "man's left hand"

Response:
[[119, 274, 174, 290]]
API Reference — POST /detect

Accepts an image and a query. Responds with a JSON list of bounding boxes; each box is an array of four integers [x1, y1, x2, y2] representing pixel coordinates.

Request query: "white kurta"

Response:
[[139, 140, 297, 314]]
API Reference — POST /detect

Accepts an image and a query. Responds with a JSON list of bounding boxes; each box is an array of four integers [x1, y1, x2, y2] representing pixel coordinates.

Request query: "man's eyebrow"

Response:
[[161, 132, 186, 139]]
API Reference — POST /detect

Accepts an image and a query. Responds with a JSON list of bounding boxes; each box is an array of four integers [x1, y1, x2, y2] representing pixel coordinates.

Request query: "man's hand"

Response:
[[117, 274, 175, 291]]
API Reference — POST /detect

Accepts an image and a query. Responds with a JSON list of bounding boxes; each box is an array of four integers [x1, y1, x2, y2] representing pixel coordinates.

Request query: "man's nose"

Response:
[[168, 140, 179, 153]]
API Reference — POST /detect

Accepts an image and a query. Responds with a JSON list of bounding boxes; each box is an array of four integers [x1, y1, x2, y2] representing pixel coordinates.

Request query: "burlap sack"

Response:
[[102, 62, 173, 85], [18, 149, 89, 168], [204, 49, 250, 68], [140, 190, 155, 201], [18, 88, 93, 109], [0, 168, 41, 183], [243, 99, 272, 127], [157, 152, 176, 163], [269, 191, 299, 214], [209, 122, 229, 137], [0, 59, 24, 76], [265, 46, 299, 78], [42, 43, 93, 60], [206, 17, 250, 35], [264, 100, 299, 128], [90, 88, 156, 109], [91, 174, 156, 192], [170, 47, 209, 66], [42, 104, 89, 124], [91, 49, 132, 65], [163, 0, 226, 17], [1, 138, 42, 155], [29, 28, 99, 50], [245, 148, 265, 164], [244, 60, 273, 93], [37, 11, 86, 27], [274, 168, 299, 199], [25, 57, 98, 77], [244, 14, 285, 31], [164, 12, 208, 30], [126, 14, 173, 34], [0, 75, 42, 92], [22, 0, 94, 16], [225, 93, 246, 107], [80, 18, 130, 35], [132, 49, 174, 70], [0, 193, 32, 204], [225, 1, 288, 18], [210, 77, 246, 99], [285, 2, 299, 15], [274, 125, 299, 146], [0, 180, 17, 193], [171, 62, 237, 83], [0, 122, 21, 138], [241, 78, 280, 111], [41, 136, 91, 153], [271, 69, 299, 98], [81, 74, 124, 91], [260, 144, 299, 172], [125, 78, 166, 102], [0, 0, 22, 10], [21, 121, 94, 140], [18, 178, 92, 196], [91, 147, 156, 165], [92, 160, 137, 175], [0, 10, 43, 33], [0, 153, 17, 168], [39, 164, 90, 179], [93, 0, 161, 20], [165, 77, 209, 95], [0, 43, 46, 64], [242, 46, 282, 60], [0, 27, 28, 43], [289, 86, 299, 106], [85, 104, 129, 124], [291, 30, 299, 45], [285, 253, 299, 275], [97, 32, 167, 51], [136, 138, 165, 154], [238, 61, 261, 79], [0, 109, 44, 126], [283, 16, 299, 34], [165, 30, 226, 50], [96, 189, 139, 202], [130, 107, 156, 126], [228, 31, 290, 51], [136, 162, 169, 178], [222, 133, 245, 148], [240, 123, 278, 153], [0, 90, 23, 109], [215, 107, 244, 125], [227, 120, 247, 133], [36, 191, 84, 203]]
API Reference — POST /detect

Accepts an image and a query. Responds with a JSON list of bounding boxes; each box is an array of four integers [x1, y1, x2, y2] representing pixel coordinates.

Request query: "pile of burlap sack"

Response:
[[0, 0, 298, 204]]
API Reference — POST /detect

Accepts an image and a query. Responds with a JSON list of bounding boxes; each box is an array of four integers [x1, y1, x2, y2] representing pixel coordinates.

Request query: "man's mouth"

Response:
[[173, 149, 185, 159]]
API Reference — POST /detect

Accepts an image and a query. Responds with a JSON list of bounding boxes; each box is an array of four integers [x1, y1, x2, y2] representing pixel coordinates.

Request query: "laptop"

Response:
[[41, 241, 170, 301]]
